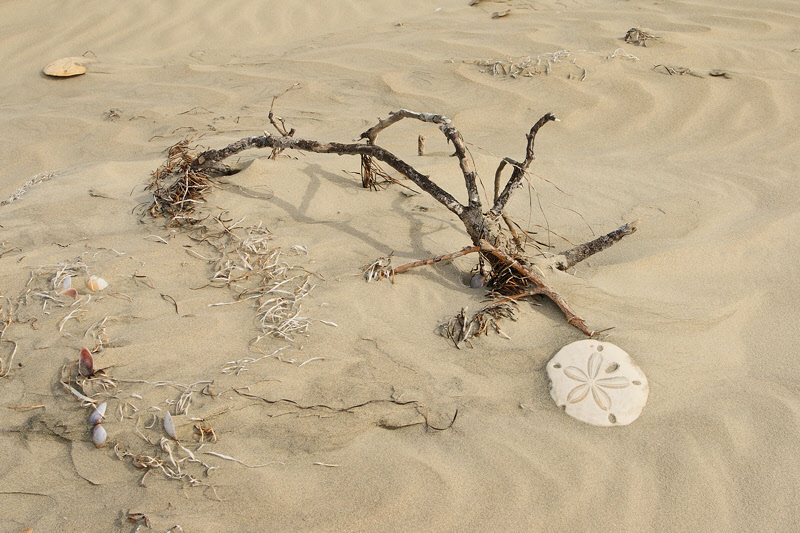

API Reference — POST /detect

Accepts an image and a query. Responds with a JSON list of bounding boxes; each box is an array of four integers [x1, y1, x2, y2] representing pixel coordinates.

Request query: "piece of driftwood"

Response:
[[148, 106, 637, 337]]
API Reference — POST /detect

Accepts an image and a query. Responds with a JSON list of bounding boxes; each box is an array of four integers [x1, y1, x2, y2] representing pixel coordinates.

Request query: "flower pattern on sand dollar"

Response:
[[564, 352, 630, 411]]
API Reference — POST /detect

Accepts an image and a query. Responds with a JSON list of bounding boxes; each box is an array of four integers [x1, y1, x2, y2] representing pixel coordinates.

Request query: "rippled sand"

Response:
[[2, 1, 799, 530]]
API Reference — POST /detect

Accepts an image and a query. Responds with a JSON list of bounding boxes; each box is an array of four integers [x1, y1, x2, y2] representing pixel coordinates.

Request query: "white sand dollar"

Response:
[[547, 340, 648, 427]]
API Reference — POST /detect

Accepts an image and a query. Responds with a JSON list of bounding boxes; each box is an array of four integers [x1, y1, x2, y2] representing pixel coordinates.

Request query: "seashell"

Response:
[[164, 411, 177, 440], [547, 340, 649, 427], [89, 402, 107, 425], [79, 347, 94, 376], [470, 274, 486, 288], [43, 57, 88, 77], [92, 424, 107, 448], [59, 276, 77, 297], [86, 276, 108, 291]]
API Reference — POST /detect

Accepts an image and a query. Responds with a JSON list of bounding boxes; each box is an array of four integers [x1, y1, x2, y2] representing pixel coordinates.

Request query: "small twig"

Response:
[[203, 451, 282, 468]]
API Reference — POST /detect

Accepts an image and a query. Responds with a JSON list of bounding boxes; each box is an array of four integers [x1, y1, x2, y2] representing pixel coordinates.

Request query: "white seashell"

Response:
[[92, 424, 107, 448], [89, 402, 107, 425], [86, 276, 108, 291], [547, 340, 649, 427], [164, 411, 177, 440], [61, 276, 72, 290]]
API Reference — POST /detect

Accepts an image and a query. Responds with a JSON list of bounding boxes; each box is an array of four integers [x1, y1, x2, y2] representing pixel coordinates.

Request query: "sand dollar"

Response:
[[547, 340, 648, 427], [43, 57, 88, 77]]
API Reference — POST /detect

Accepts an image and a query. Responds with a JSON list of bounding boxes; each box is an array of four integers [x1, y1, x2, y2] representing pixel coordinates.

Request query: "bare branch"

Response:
[[192, 133, 465, 216], [358, 110, 481, 209], [556, 220, 640, 270], [491, 112, 557, 215]]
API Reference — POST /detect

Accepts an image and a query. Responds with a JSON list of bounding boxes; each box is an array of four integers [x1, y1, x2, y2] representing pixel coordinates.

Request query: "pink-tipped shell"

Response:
[[92, 424, 107, 448], [87, 276, 108, 291], [89, 402, 107, 425], [79, 347, 94, 376]]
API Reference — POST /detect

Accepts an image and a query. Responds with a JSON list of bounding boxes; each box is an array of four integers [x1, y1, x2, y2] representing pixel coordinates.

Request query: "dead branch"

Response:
[[149, 106, 638, 338], [556, 220, 640, 270], [491, 113, 558, 216], [391, 245, 481, 276], [268, 83, 299, 159]]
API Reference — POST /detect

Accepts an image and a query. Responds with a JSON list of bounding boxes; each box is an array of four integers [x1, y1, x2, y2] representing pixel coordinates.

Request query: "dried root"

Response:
[[146, 140, 221, 225], [438, 301, 518, 348], [363, 255, 394, 282], [188, 214, 317, 344], [475, 50, 574, 78], [0, 171, 55, 207]]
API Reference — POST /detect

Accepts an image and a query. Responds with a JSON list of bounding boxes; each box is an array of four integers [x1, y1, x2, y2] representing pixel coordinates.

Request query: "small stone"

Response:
[[547, 340, 648, 426]]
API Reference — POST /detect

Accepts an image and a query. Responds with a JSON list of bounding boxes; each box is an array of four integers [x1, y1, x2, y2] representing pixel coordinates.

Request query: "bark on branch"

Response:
[[193, 133, 465, 216], [556, 220, 640, 270]]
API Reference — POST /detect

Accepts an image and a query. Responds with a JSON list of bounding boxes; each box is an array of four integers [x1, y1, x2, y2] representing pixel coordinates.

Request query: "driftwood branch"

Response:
[[150, 106, 638, 339], [267, 83, 299, 159], [357, 109, 480, 209], [391, 245, 481, 276], [491, 112, 557, 215], [193, 133, 465, 216], [556, 220, 640, 270]]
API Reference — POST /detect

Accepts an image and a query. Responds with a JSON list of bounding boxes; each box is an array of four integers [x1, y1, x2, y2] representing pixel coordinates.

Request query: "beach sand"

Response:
[[1, 0, 799, 531]]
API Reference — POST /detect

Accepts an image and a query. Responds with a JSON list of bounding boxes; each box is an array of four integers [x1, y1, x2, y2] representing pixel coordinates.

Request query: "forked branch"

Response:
[[491, 112, 557, 215]]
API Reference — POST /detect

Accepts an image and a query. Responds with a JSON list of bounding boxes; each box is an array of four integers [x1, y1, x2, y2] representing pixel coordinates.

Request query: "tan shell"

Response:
[[87, 276, 108, 291], [43, 57, 88, 77]]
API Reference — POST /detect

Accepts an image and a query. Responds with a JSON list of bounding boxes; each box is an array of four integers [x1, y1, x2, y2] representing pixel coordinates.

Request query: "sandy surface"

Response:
[[2, 0, 800, 531]]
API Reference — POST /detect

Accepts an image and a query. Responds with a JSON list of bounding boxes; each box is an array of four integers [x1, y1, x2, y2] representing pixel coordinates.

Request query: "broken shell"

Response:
[[60, 288, 78, 298], [92, 424, 107, 448], [79, 347, 94, 376], [164, 411, 177, 440], [89, 401, 107, 425], [43, 57, 88, 77], [546, 340, 649, 427], [86, 276, 108, 291], [470, 274, 486, 288], [61, 276, 72, 290]]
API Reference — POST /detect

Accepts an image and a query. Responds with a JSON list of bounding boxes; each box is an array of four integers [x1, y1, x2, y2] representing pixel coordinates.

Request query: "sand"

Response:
[[2, 0, 800, 531]]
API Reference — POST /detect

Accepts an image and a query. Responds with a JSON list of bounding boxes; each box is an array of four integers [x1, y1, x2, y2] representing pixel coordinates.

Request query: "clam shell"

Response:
[[92, 424, 107, 448], [43, 57, 88, 77], [89, 402, 107, 425], [79, 347, 94, 376], [87, 276, 108, 291], [164, 411, 177, 440]]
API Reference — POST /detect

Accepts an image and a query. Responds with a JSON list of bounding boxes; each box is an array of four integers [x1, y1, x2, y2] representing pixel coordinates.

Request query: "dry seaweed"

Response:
[[624, 27, 658, 46]]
